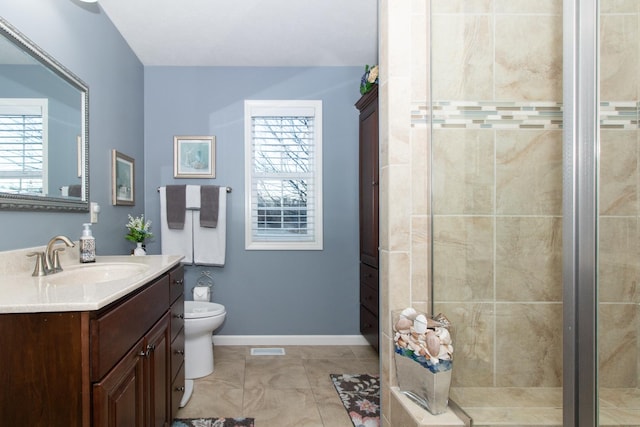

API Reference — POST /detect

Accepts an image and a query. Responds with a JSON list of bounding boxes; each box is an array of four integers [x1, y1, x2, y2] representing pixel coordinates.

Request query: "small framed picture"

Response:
[[111, 150, 134, 206], [174, 135, 216, 178]]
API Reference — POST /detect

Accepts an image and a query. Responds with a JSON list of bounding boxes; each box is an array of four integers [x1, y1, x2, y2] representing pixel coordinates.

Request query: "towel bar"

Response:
[[158, 186, 231, 193]]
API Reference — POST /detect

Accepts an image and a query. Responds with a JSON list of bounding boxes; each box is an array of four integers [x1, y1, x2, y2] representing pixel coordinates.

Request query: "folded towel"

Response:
[[186, 185, 200, 209], [166, 185, 186, 229], [69, 185, 82, 197], [160, 187, 193, 263], [193, 188, 226, 266], [61, 186, 69, 197], [200, 185, 220, 228]]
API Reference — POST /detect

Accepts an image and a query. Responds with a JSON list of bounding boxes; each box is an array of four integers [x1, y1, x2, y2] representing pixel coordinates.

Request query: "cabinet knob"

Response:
[[173, 279, 184, 286], [175, 386, 185, 392], [139, 343, 155, 357], [174, 313, 184, 319], [174, 349, 185, 355]]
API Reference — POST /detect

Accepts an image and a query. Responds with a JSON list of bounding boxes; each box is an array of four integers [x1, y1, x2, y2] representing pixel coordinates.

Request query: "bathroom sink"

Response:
[[43, 262, 150, 286]]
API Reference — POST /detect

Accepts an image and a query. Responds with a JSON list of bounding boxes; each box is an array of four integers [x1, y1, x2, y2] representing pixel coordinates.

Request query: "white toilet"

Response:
[[180, 300, 226, 407]]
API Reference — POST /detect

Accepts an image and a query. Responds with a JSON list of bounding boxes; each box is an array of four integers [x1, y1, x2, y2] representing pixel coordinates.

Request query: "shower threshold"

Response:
[[451, 387, 640, 426]]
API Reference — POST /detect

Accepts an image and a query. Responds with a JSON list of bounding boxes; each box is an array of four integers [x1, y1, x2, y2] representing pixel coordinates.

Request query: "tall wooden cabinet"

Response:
[[356, 85, 379, 352]]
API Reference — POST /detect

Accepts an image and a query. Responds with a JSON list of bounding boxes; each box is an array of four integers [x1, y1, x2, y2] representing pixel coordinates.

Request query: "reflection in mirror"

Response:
[[0, 17, 88, 211]]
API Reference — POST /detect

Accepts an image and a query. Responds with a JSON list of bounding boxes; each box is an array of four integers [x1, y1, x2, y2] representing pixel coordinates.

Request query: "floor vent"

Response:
[[250, 347, 286, 356]]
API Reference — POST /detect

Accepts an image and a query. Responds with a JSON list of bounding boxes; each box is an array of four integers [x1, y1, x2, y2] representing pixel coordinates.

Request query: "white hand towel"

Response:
[[193, 188, 226, 266], [160, 187, 193, 263], [61, 186, 69, 197], [186, 184, 200, 209]]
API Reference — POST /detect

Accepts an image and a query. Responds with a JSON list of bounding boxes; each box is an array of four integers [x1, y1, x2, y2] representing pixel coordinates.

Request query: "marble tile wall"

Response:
[[381, 0, 639, 424], [429, 0, 565, 390], [379, 0, 431, 425], [598, 2, 640, 389], [429, 1, 640, 390]]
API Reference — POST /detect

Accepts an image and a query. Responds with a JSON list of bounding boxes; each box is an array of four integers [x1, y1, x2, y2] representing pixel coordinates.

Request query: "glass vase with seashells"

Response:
[[393, 307, 453, 415]]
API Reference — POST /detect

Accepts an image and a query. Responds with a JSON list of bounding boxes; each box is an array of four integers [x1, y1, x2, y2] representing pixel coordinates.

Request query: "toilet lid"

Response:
[[184, 301, 226, 319]]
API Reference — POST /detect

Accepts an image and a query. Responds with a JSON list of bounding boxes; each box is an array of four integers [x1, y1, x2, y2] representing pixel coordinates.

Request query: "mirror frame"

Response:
[[0, 17, 89, 212]]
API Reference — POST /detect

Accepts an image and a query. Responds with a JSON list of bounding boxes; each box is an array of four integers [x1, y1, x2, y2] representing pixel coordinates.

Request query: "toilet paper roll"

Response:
[[193, 286, 210, 302]]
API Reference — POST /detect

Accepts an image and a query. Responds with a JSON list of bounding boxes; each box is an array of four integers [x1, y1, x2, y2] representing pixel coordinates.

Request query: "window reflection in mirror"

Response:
[[0, 16, 88, 211]]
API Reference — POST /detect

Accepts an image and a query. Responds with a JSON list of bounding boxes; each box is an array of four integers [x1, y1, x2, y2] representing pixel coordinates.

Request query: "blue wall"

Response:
[[1, 0, 364, 337], [0, 0, 144, 254], [144, 67, 362, 335]]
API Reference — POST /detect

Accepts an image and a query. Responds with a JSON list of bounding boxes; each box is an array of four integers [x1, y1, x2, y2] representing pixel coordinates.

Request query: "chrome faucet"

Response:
[[44, 235, 75, 274]]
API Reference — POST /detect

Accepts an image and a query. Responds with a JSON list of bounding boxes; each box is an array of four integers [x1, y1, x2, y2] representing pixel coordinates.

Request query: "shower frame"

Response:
[[562, 0, 599, 425]]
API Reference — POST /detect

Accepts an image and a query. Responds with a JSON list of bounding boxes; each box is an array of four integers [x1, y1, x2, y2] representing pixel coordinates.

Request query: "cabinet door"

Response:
[[93, 339, 145, 427], [146, 313, 171, 427], [358, 92, 379, 268]]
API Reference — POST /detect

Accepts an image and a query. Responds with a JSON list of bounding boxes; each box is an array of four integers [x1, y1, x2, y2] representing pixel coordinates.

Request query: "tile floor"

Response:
[[175, 345, 380, 427]]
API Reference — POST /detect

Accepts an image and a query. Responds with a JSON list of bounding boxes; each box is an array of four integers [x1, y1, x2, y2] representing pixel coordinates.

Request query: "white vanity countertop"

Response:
[[0, 255, 183, 313]]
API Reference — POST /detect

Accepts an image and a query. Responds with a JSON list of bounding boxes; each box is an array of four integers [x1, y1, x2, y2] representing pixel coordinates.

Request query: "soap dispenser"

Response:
[[79, 223, 96, 263]]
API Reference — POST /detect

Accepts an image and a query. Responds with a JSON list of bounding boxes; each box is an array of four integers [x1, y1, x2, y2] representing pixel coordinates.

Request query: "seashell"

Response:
[[435, 327, 452, 345], [433, 312, 451, 328], [400, 307, 418, 320], [425, 330, 440, 357], [394, 317, 412, 332], [427, 318, 443, 329], [408, 341, 422, 353], [414, 314, 428, 334]]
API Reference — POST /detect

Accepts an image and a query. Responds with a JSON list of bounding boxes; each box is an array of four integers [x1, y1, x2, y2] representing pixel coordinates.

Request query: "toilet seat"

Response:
[[184, 301, 226, 319]]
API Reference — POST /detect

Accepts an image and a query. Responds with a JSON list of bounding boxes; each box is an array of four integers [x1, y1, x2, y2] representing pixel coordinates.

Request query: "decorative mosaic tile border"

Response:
[[601, 101, 639, 129], [411, 101, 638, 129]]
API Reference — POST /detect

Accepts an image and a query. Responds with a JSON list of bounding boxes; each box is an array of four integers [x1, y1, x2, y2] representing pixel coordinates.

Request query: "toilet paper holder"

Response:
[[193, 271, 214, 301]]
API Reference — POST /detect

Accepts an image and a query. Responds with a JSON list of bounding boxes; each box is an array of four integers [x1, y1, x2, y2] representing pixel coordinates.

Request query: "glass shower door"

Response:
[[597, 1, 640, 425], [430, 0, 640, 425]]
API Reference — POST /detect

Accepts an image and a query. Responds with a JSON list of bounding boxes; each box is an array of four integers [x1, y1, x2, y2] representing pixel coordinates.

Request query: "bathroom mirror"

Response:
[[0, 17, 89, 211]]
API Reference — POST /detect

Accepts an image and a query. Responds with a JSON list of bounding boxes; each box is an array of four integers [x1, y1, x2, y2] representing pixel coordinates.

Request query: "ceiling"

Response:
[[97, 0, 379, 67]]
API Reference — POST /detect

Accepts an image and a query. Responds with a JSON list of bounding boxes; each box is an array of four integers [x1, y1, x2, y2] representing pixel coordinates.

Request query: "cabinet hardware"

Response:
[[139, 343, 155, 357], [175, 386, 185, 392], [173, 279, 184, 286], [174, 349, 184, 355], [174, 313, 184, 319]]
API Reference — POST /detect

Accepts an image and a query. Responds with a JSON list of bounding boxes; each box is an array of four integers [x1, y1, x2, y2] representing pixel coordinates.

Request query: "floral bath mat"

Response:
[[172, 418, 254, 427], [330, 373, 380, 427]]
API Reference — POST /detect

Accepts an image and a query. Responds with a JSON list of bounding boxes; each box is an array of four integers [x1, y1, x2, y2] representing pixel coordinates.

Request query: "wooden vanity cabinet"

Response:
[[0, 264, 184, 427], [168, 265, 185, 419]]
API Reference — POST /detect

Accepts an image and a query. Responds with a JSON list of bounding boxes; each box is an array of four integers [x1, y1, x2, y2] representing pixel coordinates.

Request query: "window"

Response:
[[244, 100, 323, 250], [0, 99, 47, 194]]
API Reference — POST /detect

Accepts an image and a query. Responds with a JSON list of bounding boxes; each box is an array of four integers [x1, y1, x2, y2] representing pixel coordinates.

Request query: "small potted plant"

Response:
[[125, 214, 153, 255], [360, 64, 379, 95]]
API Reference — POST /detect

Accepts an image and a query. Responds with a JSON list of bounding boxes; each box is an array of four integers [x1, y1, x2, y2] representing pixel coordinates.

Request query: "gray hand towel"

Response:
[[166, 185, 186, 229], [200, 185, 220, 228]]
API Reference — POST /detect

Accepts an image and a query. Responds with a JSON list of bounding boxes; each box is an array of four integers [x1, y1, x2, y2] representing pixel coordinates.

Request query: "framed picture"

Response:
[[174, 136, 216, 178], [111, 150, 135, 206]]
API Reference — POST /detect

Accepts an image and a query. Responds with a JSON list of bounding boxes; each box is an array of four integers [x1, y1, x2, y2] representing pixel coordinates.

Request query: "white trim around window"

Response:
[[244, 100, 323, 250]]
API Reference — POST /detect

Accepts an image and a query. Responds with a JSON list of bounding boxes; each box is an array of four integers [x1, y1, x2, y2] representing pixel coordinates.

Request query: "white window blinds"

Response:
[[245, 100, 323, 250], [0, 99, 47, 194]]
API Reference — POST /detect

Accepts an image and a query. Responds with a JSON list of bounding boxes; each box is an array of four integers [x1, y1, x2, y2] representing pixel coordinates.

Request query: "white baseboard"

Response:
[[212, 335, 370, 346]]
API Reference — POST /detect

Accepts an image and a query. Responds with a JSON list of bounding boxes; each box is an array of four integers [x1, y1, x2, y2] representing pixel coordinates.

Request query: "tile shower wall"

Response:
[[429, 1, 565, 389], [379, 1, 431, 426], [599, 1, 640, 389], [380, 1, 639, 424], [429, 0, 639, 390]]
